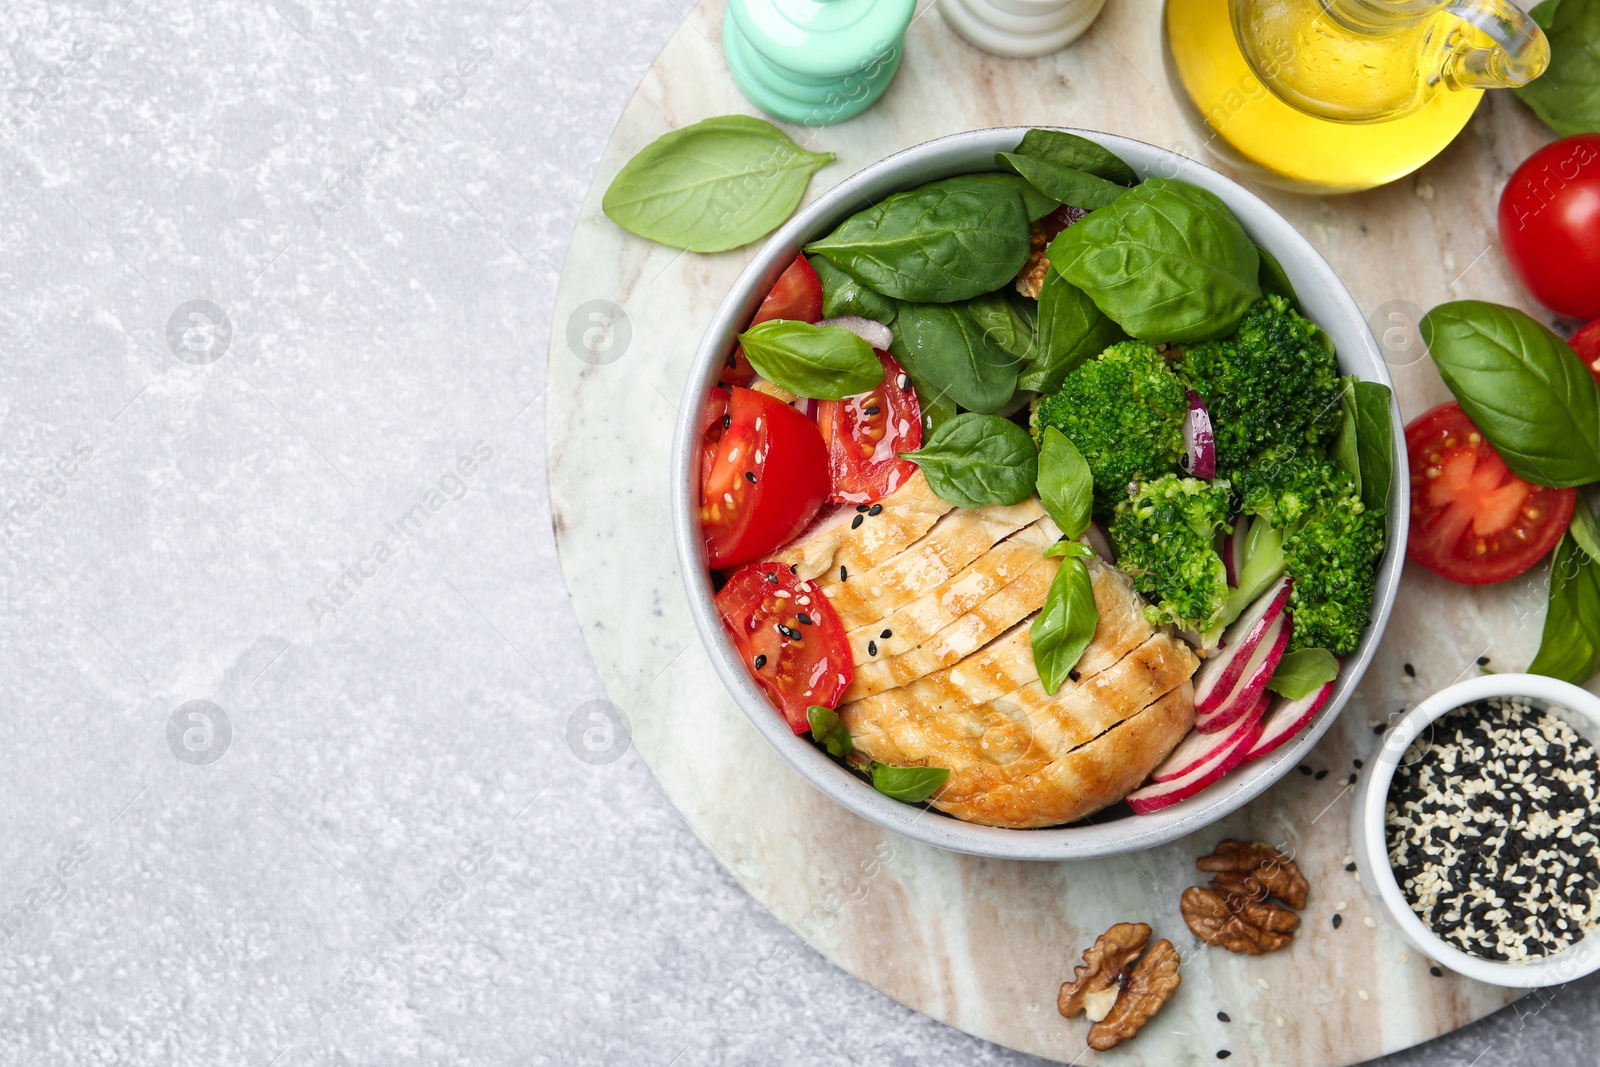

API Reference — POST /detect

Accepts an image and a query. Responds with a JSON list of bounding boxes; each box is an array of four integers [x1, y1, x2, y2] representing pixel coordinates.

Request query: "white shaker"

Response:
[[937, 0, 1107, 57]]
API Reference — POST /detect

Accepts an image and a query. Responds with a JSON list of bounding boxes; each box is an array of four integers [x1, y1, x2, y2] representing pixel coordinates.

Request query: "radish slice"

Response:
[[1127, 717, 1264, 814], [1153, 688, 1270, 782], [1195, 614, 1291, 733], [1193, 577, 1292, 713], [1242, 679, 1338, 764], [818, 316, 893, 351], [1086, 519, 1115, 563], [1179, 390, 1215, 479]]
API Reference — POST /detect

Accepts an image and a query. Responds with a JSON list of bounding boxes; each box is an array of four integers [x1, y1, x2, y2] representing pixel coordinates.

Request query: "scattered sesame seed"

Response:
[[1430, 966, 1443, 977], [1404, 662, 1416, 678], [1217, 1052, 1231, 1060], [796, 613, 814, 626], [867, 640, 878, 656], [881, 629, 892, 639], [1364, 916, 1378, 929], [1354, 759, 1364, 769], [1316, 769, 1329, 781], [722, 413, 731, 429], [1217, 1011, 1230, 1023], [865, 405, 881, 416], [1374, 723, 1387, 735], [1348, 773, 1359, 785], [753, 655, 767, 670], [1345, 862, 1357, 872], [868, 503, 883, 516], [1332, 914, 1343, 928], [744, 471, 756, 484], [840, 566, 848, 582], [1299, 765, 1313, 776], [856, 504, 870, 513], [1358, 989, 1370, 1001], [789, 564, 798, 574], [851, 514, 864, 530], [1477, 656, 1490, 666]]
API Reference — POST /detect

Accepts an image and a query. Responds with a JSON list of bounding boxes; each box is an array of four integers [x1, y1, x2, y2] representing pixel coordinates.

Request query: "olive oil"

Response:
[[1163, 0, 1487, 193]]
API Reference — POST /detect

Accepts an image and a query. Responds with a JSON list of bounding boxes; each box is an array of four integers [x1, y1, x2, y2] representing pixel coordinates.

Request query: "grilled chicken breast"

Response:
[[780, 473, 1200, 829]]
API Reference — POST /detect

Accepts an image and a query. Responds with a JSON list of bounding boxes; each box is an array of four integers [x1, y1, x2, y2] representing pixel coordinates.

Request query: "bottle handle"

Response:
[[1442, 0, 1550, 90]]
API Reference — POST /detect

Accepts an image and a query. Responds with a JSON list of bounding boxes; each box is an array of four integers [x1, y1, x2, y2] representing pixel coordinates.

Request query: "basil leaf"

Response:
[[1037, 427, 1094, 538], [1530, 532, 1600, 685], [1332, 378, 1362, 495], [1421, 300, 1600, 487], [890, 301, 1021, 413], [949, 172, 1060, 221], [807, 705, 853, 758], [1045, 539, 1094, 558], [967, 290, 1037, 365], [1048, 178, 1261, 344], [900, 413, 1039, 508], [996, 152, 1126, 211], [1017, 271, 1126, 394], [1257, 244, 1299, 306], [601, 115, 834, 253], [1031, 555, 1098, 694], [870, 762, 949, 803], [1514, 0, 1600, 137], [1014, 128, 1139, 185], [808, 255, 897, 324], [1351, 380, 1394, 512], [1571, 489, 1600, 561], [1267, 647, 1339, 699], [738, 320, 883, 399], [806, 178, 1031, 302]]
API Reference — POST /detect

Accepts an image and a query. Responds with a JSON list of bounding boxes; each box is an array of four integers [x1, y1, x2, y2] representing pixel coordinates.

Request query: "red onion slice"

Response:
[[819, 316, 893, 351], [794, 396, 818, 420], [1181, 389, 1216, 480], [1085, 520, 1115, 563]]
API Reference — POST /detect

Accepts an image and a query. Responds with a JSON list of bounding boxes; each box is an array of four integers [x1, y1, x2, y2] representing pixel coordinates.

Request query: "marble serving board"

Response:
[[545, 0, 1572, 1060]]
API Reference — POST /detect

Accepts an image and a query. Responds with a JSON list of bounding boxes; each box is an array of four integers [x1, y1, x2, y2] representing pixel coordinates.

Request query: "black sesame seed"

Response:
[[1374, 723, 1387, 735], [796, 613, 814, 626], [1477, 656, 1490, 666], [1348, 773, 1359, 785], [1332, 913, 1343, 928], [881, 629, 892, 639], [1345, 862, 1357, 872], [722, 413, 731, 430], [1299, 765, 1313, 776], [867, 640, 878, 656], [1217, 1052, 1232, 1060], [840, 566, 848, 581], [777, 624, 802, 641], [789, 564, 798, 574], [753, 655, 767, 670], [856, 504, 870, 513], [1430, 966, 1443, 977], [1404, 662, 1416, 677], [868, 503, 883, 516], [1068, 669, 1081, 683], [744, 471, 756, 484], [1316, 769, 1329, 780], [1216, 1011, 1230, 1023], [865, 405, 881, 416], [765, 571, 778, 583], [725, 355, 736, 369], [851, 514, 864, 529], [1354, 759, 1364, 769]]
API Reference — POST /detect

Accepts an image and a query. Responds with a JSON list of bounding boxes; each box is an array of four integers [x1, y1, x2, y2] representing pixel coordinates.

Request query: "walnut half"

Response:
[[1196, 839, 1310, 910], [1058, 922, 1150, 1021], [1088, 939, 1183, 1051], [1181, 885, 1301, 955]]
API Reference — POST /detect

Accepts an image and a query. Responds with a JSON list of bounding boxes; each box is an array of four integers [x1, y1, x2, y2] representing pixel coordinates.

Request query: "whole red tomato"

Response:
[[1498, 134, 1600, 320]]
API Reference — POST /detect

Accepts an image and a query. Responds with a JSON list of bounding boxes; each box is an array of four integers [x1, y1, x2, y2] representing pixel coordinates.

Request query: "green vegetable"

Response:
[[1109, 474, 1234, 635], [1571, 489, 1600, 561], [602, 115, 834, 253], [1180, 294, 1343, 475], [967, 291, 1037, 366], [1017, 271, 1126, 395], [996, 152, 1125, 210], [1036, 428, 1094, 538], [1048, 178, 1261, 344], [1256, 245, 1299, 306], [807, 705, 854, 758], [1031, 340, 1187, 514], [1031, 550, 1099, 694], [951, 172, 1060, 221], [806, 177, 1031, 302], [871, 762, 950, 803], [1420, 300, 1600, 488], [1516, 0, 1600, 137], [1350, 380, 1394, 512], [891, 301, 1021, 413], [900, 413, 1039, 508], [1267, 647, 1339, 699], [1013, 128, 1139, 185], [1529, 531, 1600, 684], [809, 255, 897, 323], [737, 320, 884, 399], [1332, 379, 1362, 494]]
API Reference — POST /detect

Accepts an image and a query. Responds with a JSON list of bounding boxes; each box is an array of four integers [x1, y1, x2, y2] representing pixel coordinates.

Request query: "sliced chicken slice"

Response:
[[772, 471, 953, 581]]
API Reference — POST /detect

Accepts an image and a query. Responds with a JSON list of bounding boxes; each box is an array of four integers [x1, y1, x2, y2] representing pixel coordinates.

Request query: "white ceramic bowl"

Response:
[[673, 127, 1409, 860], [1351, 673, 1600, 987]]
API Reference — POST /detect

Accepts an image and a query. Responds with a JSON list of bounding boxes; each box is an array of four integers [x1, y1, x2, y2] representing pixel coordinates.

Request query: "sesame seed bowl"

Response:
[[1352, 673, 1600, 988]]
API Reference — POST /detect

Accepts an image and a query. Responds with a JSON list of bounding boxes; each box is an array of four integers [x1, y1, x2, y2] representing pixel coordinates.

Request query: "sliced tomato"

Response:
[[1572, 319, 1600, 389], [1404, 401, 1575, 585], [721, 255, 824, 387], [698, 387, 730, 488], [716, 561, 853, 733], [701, 387, 829, 569], [818, 351, 922, 504]]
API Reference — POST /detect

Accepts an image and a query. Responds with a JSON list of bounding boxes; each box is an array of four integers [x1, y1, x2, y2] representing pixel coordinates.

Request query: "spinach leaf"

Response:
[[900, 413, 1039, 507], [808, 255, 897, 323], [1529, 532, 1600, 685], [870, 762, 950, 803], [807, 705, 853, 758], [602, 115, 834, 253], [1019, 271, 1126, 394], [1257, 244, 1299, 305], [1014, 128, 1139, 185], [1351, 380, 1394, 512], [890, 301, 1021, 413], [996, 153, 1126, 210], [967, 290, 1037, 365], [738, 320, 883, 399], [1037, 428, 1094, 538], [1031, 554, 1099, 694], [1047, 178, 1261, 344], [1333, 378, 1362, 495], [948, 172, 1059, 221], [1421, 300, 1600, 487], [806, 178, 1031, 302], [1267, 647, 1339, 699], [1515, 0, 1600, 136]]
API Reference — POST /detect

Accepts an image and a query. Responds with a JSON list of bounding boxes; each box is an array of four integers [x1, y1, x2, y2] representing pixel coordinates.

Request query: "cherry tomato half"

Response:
[[1498, 134, 1600, 321], [715, 561, 853, 733], [1404, 401, 1575, 585], [818, 351, 922, 504], [1571, 318, 1600, 389], [721, 254, 824, 387], [698, 387, 730, 489], [700, 387, 829, 569]]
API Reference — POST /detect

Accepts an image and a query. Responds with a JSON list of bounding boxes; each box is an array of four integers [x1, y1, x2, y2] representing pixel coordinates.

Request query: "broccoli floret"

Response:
[[1109, 474, 1233, 635], [1179, 294, 1341, 475], [1031, 341, 1186, 514], [1231, 452, 1385, 655]]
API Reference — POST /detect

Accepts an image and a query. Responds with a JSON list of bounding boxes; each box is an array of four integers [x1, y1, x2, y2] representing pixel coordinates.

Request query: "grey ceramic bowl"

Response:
[[672, 128, 1409, 860]]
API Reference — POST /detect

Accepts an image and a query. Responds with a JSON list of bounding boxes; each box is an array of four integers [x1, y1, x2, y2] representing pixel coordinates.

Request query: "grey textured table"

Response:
[[0, 2, 1594, 1064]]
